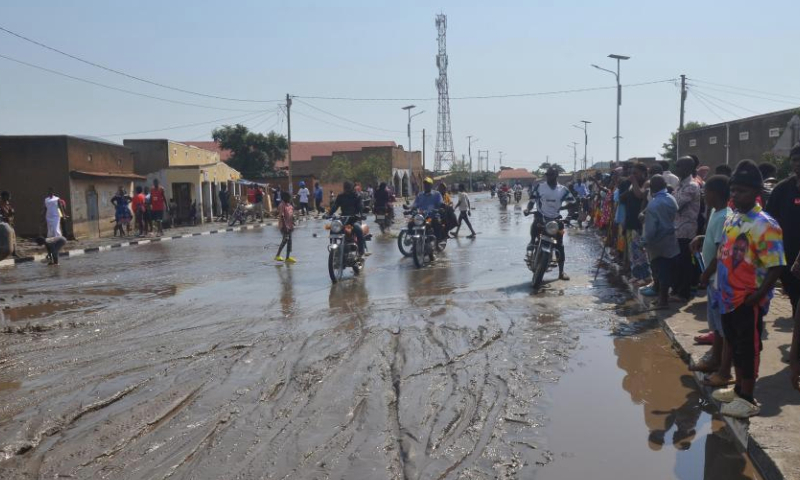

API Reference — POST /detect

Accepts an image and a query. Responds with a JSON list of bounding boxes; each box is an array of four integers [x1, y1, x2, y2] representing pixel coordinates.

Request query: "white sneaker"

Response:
[[712, 387, 738, 403], [720, 397, 760, 418]]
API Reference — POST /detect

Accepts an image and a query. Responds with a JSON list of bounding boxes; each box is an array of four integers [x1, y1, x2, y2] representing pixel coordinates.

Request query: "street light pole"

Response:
[[592, 54, 629, 167], [402, 105, 424, 197], [567, 142, 579, 180], [467, 136, 478, 192], [573, 121, 591, 171]]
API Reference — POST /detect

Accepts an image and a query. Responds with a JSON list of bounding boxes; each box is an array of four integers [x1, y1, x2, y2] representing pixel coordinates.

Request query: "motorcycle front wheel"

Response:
[[228, 213, 238, 227], [532, 249, 549, 289], [328, 247, 345, 283], [412, 237, 426, 268], [397, 229, 412, 257]]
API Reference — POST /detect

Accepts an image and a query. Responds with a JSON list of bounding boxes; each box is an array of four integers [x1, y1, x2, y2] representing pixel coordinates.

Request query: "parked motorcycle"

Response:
[[524, 211, 562, 290], [326, 215, 370, 283], [228, 202, 254, 226]]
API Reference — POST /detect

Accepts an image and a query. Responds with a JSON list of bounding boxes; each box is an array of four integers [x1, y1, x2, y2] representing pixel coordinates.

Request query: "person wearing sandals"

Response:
[[693, 176, 733, 387], [642, 175, 679, 309], [703, 160, 786, 418], [274, 191, 296, 263]]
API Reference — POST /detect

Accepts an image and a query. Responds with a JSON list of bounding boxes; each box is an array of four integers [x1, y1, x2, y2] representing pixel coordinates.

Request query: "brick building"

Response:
[[679, 108, 800, 168], [0, 135, 143, 239]]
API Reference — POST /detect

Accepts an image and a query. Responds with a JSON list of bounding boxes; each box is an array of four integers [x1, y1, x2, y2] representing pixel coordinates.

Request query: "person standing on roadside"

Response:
[[672, 156, 702, 301], [693, 175, 733, 386], [790, 254, 800, 392], [219, 183, 229, 221], [705, 160, 785, 418], [660, 160, 680, 192], [297, 181, 310, 216], [766, 144, 800, 315], [131, 186, 146, 236], [111, 187, 132, 237], [42, 187, 66, 237], [452, 183, 476, 238], [0, 191, 15, 226], [150, 179, 166, 236], [642, 175, 679, 308], [274, 191, 295, 263], [314, 183, 324, 214]]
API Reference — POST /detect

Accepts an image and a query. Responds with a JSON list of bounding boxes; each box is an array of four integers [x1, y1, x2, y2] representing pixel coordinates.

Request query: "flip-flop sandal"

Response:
[[703, 373, 735, 387], [694, 332, 715, 345]]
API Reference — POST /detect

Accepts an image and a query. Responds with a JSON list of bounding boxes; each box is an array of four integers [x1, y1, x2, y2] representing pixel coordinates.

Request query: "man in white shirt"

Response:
[[42, 187, 64, 237], [297, 181, 310, 216], [660, 160, 680, 191], [452, 183, 476, 238], [525, 167, 575, 280]]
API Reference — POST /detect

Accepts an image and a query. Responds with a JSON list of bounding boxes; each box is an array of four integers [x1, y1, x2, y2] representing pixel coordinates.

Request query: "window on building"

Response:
[[185, 151, 188, 158], [87, 154, 93, 162], [689, 139, 697, 147], [739, 131, 750, 141], [709, 136, 717, 145], [769, 127, 781, 138], [173, 148, 177, 156]]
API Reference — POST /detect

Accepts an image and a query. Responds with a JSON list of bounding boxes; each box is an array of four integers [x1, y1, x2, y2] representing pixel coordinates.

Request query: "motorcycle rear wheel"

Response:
[[328, 248, 345, 283]]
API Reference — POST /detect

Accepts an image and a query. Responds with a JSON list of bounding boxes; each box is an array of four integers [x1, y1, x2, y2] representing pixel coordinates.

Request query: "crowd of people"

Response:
[[583, 146, 800, 418]]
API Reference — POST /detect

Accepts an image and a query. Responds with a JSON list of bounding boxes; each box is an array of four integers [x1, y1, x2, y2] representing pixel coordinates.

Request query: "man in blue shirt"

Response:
[[643, 175, 680, 308], [410, 177, 445, 240], [314, 183, 324, 214]]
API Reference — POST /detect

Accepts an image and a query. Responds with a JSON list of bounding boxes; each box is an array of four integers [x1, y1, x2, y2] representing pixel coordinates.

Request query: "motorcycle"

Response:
[[407, 209, 446, 268], [524, 211, 563, 290], [498, 190, 509, 207], [514, 190, 522, 204], [228, 202, 255, 226], [326, 215, 371, 283], [490, 189, 496, 199], [374, 204, 393, 234]]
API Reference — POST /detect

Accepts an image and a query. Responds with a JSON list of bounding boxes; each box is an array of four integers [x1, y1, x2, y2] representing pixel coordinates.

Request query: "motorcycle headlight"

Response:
[[545, 221, 559, 236], [330, 220, 343, 233], [413, 214, 425, 226]]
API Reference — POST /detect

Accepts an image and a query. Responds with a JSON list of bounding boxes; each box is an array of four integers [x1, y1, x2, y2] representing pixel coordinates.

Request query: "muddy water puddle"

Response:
[[1, 300, 102, 322]]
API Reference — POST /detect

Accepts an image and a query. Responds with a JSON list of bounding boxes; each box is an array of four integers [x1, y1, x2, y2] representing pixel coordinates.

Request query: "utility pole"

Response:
[[677, 74, 687, 163], [499, 151, 504, 170], [422, 128, 426, 172], [467, 135, 474, 192], [568, 142, 579, 180], [286, 93, 293, 194]]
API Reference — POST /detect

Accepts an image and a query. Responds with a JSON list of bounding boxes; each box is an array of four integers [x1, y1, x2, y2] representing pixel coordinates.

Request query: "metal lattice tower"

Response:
[[434, 14, 455, 172]]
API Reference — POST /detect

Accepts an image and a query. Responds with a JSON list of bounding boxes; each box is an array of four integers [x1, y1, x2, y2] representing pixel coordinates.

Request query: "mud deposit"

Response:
[[0, 196, 759, 479]]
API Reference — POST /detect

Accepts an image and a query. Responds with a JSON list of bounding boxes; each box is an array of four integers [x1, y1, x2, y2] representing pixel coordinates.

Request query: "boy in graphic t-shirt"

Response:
[[703, 160, 785, 418]]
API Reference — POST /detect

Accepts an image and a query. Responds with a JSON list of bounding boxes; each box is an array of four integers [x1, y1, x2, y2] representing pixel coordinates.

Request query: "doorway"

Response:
[[172, 183, 192, 225], [85, 187, 100, 238]]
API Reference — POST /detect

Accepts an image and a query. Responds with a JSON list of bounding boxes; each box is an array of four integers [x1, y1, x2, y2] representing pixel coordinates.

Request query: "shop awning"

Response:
[[70, 170, 146, 180]]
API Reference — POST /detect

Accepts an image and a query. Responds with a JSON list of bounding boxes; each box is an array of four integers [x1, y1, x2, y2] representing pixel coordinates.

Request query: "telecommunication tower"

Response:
[[434, 14, 455, 172]]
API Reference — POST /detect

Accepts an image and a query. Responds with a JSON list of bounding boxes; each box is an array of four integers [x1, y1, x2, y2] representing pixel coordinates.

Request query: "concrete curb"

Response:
[[0, 222, 275, 269], [597, 238, 783, 480]]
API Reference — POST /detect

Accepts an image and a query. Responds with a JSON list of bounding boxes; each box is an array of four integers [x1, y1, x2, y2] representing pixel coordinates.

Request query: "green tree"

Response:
[[212, 125, 287, 178], [353, 154, 391, 187], [661, 121, 706, 162], [537, 162, 551, 174], [762, 152, 792, 180], [321, 155, 354, 184]]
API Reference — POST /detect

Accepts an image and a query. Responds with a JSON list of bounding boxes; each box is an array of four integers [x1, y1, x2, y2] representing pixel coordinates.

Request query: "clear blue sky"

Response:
[[1, 0, 798, 172]]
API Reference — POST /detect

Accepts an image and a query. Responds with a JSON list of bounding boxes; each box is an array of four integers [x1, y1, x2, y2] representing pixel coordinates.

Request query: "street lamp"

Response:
[[573, 120, 591, 171], [592, 54, 630, 167], [467, 135, 479, 192], [567, 142, 579, 179], [402, 105, 424, 197]]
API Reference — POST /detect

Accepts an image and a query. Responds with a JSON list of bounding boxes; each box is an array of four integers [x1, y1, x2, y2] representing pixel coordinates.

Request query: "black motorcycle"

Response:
[[326, 215, 371, 283], [524, 211, 562, 289], [514, 190, 522, 204], [498, 190, 509, 207]]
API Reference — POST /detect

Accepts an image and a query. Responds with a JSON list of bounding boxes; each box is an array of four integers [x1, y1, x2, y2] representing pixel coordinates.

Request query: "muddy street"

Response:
[[0, 194, 759, 479]]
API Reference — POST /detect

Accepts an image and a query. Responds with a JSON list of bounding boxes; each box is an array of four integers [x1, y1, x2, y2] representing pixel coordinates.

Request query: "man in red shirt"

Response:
[[150, 179, 167, 236]]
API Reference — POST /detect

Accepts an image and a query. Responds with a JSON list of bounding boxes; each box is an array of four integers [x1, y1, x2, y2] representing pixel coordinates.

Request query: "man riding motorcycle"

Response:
[[329, 181, 366, 256], [409, 177, 445, 242], [524, 167, 575, 281]]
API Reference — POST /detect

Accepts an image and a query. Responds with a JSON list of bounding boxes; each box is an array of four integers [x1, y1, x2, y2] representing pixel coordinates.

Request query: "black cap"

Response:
[[729, 159, 763, 190], [546, 167, 559, 176]]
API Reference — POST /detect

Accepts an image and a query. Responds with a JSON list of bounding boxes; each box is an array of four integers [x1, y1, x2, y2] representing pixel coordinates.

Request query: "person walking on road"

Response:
[[452, 183, 476, 238], [314, 183, 324, 214], [297, 181, 310, 216], [42, 188, 66, 238], [150, 179, 166, 237], [275, 191, 296, 263]]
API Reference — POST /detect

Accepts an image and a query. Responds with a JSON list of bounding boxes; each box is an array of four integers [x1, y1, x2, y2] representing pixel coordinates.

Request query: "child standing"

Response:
[[694, 175, 733, 386], [705, 160, 785, 418], [275, 191, 295, 263]]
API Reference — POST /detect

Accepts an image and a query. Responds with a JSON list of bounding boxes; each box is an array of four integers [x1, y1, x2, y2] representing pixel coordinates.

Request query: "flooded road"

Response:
[[0, 194, 760, 479]]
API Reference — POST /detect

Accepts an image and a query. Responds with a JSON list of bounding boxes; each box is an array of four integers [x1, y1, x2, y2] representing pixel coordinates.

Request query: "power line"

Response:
[[0, 52, 267, 112], [686, 82, 800, 106], [688, 86, 759, 115], [0, 25, 283, 103], [691, 89, 740, 118], [689, 78, 800, 102], [294, 99, 406, 133], [295, 79, 676, 101], [99, 110, 272, 137], [290, 108, 397, 139], [689, 90, 725, 122]]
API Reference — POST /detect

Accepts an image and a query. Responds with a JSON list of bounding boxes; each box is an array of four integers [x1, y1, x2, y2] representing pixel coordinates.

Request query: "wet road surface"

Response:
[[0, 194, 760, 479]]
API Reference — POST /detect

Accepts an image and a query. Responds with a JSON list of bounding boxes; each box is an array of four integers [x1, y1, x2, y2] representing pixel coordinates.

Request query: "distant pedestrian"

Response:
[[272, 185, 282, 208], [150, 179, 166, 236], [219, 183, 230, 220], [131, 186, 146, 236], [36, 235, 67, 265], [452, 183, 476, 238], [42, 187, 65, 238], [274, 191, 295, 263], [642, 175, 679, 308], [707, 160, 785, 418], [0, 191, 15, 226], [314, 182, 324, 214], [715, 164, 733, 177], [111, 187, 132, 237], [297, 181, 310, 216], [143, 186, 152, 234]]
